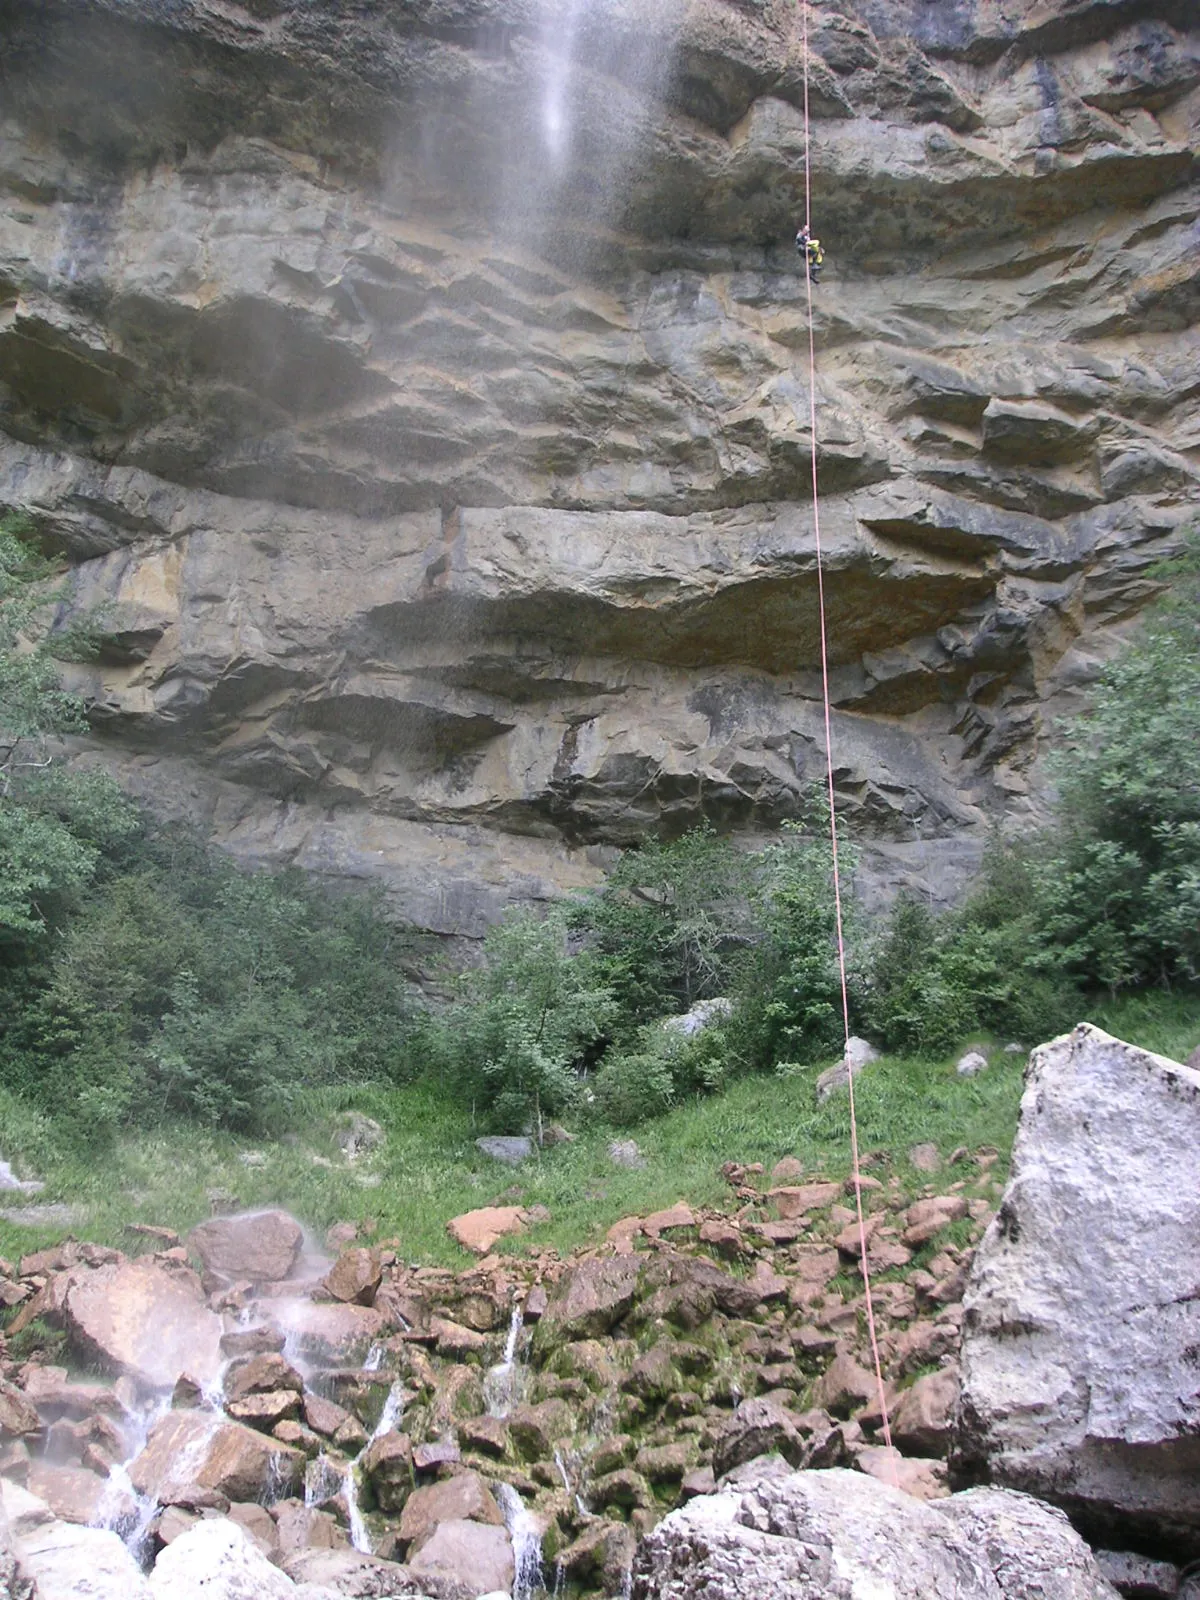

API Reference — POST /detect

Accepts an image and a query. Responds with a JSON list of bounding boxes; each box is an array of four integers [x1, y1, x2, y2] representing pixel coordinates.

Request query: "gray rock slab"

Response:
[[475, 1136, 533, 1165], [632, 1467, 1119, 1599], [955, 1025, 1200, 1553]]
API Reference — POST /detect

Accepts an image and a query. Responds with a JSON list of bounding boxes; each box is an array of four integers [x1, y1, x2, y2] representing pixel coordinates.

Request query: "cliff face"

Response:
[[1, 0, 1197, 937]]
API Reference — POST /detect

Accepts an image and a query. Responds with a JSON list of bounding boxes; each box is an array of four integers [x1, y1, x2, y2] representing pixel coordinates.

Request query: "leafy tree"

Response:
[[1037, 536, 1200, 991], [438, 909, 616, 1131], [0, 517, 137, 946], [732, 810, 860, 1072], [572, 825, 754, 1031]]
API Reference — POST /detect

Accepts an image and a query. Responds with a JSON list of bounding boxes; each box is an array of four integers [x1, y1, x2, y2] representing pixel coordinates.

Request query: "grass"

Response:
[[0, 992, 1196, 1268]]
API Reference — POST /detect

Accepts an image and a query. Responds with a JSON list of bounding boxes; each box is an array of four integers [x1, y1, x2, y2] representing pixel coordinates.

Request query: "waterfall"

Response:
[[496, 1482, 544, 1600], [337, 1374, 408, 1555], [484, 1299, 528, 1419]]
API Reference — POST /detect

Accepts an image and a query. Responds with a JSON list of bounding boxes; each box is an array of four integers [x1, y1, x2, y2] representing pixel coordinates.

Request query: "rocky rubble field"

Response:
[[0, 1025, 1197, 1599]]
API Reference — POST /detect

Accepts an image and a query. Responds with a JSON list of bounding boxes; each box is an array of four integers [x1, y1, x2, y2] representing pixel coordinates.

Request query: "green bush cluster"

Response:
[[2, 509, 1196, 1146], [0, 517, 419, 1144]]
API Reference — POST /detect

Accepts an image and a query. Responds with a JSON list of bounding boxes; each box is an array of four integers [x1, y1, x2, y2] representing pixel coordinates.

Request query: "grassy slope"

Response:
[[0, 993, 1197, 1267]]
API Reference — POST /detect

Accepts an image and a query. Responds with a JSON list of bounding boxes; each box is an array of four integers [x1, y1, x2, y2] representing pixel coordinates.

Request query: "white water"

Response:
[[553, 1446, 590, 1518], [496, 1481, 544, 1600], [484, 1300, 528, 1419], [338, 1372, 408, 1555]]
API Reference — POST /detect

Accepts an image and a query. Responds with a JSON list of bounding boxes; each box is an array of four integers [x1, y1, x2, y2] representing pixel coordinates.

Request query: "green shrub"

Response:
[[435, 909, 617, 1131], [1035, 541, 1200, 991], [730, 813, 860, 1072], [590, 1017, 729, 1126], [571, 825, 753, 1034]]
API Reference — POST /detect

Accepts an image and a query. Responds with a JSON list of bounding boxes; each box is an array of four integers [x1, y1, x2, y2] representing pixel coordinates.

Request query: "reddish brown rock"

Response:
[[303, 1392, 356, 1440], [271, 1302, 388, 1366], [130, 1410, 304, 1504], [225, 1353, 303, 1402], [64, 1257, 223, 1391], [409, 1519, 514, 1593], [272, 1498, 346, 1555], [323, 1248, 383, 1307], [537, 1256, 642, 1340], [398, 1470, 504, 1550], [412, 1439, 461, 1473], [902, 1195, 968, 1247], [770, 1183, 841, 1220], [857, 1445, 950, 1501], [361, 1431, 413, 1513], [813, 1353, 879, 1418], [26, 1461, 123, 1525], [226, 1390, 301, 1430], [458, 1415, 509, 1457], [430, 1316, 487, 1360], [446, 1207, 527, 1255], [890, 1368, 960, 1457], [229, 1501, 280, 1556], [699, 1219, 745, 1258], [0, 1377, 41, 1437], [187, 1211, 304, 1284], [642, 1203, 696, 1238]]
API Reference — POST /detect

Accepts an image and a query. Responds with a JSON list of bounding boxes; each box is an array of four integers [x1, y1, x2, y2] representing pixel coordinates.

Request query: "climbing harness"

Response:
[[796, 0, 895, 1462]]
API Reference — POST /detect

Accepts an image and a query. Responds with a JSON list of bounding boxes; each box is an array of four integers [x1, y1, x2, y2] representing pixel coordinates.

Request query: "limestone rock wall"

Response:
[[0, 0, 1197, 934]]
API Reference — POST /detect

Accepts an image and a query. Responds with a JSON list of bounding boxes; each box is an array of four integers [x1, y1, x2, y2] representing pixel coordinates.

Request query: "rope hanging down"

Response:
[[797, 0, 895, 1462]]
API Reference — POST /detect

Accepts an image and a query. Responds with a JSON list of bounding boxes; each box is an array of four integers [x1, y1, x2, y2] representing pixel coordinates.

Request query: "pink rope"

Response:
[[799, 0, 894, 1462]]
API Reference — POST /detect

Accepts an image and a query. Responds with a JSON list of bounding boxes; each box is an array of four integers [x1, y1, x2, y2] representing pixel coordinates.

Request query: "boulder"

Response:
[[662, 999, 732, 1037], [226, 1353, 304, 1402], [1094, 1550, 1181, 1598], [891, 1368, 960, 1457], [149, 1518, 297, 1599], [632, 1467, 1119, 1599], [398, 1471, 504, 1551], [0, 1377, 41, 1437], [272, 1302, 389, 1366], [475, 1136, 533, 1165], [607, 1141, 645, 1169], [130, 1410, 305, 1504], [360, 1431, 413, 1513], [536, 1256, 642, 1340], [769, 1182, 841, 1219], [938, 1488, 1122, 1600], [334, 1113, 385, 1162], [956, 1050, 990, 1077], [63, 1258, 223, 1391], [280, 1546, 424, 1594], [955, 1026, 1200, 1554], [712, 1398, 806, 1478], [446, 1207, 527, 1255], [323, 1249, 383, 1307], [25, 1462, 119, 1526], [187, 1212, 304, 1285], [17, 1518, 154, 1600], [408, 1520, 513, 1594], [903, 1195, 967, 1247]]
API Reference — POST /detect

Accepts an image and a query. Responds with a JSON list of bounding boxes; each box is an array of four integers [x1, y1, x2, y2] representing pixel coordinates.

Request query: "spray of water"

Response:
[[496, 1481, 545, 1600], [484, 1299, 529, 1418]]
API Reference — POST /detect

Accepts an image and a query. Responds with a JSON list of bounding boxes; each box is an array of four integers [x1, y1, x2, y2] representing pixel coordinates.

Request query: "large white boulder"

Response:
[[2, 1480, 151, 1600], [630, 1467, 1117, 1599], [955, 1024, 1200, 1552], [150, 1519, 346, 1600]]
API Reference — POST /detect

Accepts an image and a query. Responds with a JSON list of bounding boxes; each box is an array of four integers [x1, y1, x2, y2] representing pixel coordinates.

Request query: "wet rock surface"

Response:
[[0, 0, 1195, 939]]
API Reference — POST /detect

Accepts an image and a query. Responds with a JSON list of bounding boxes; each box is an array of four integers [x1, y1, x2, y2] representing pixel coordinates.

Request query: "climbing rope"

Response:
[[797, 0, 895, 1462]]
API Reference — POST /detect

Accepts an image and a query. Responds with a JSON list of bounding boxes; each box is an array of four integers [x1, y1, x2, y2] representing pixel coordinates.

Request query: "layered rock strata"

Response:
[[0, 0, 1197, 931]]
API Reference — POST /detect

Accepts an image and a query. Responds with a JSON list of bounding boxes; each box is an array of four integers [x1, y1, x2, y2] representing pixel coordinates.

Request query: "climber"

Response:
[[796, 224, 823, 285]]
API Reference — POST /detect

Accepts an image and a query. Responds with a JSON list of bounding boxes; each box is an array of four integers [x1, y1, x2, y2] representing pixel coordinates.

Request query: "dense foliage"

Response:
[[0, 518, 418, 1142], [1, 512, 1196, 1144]]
